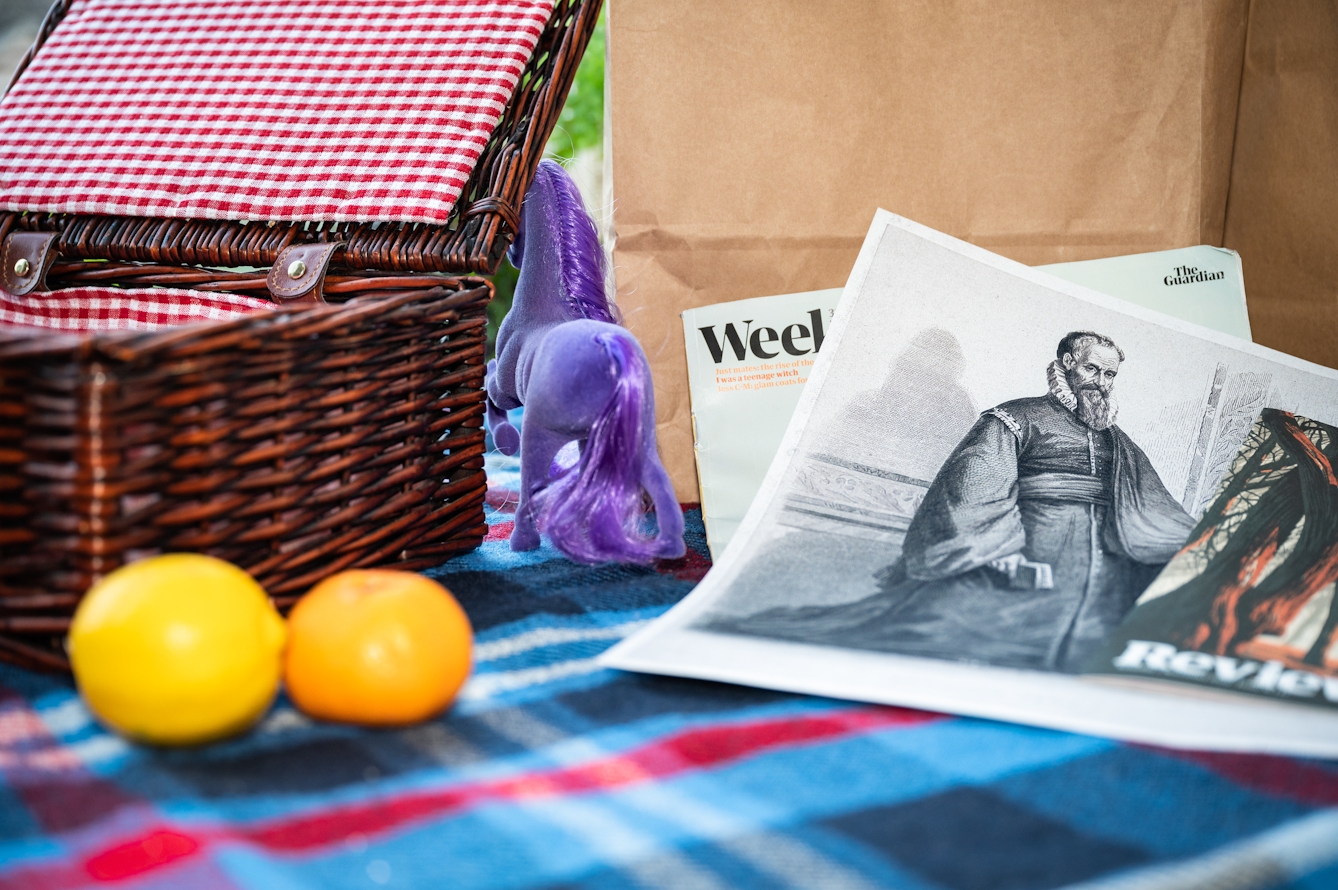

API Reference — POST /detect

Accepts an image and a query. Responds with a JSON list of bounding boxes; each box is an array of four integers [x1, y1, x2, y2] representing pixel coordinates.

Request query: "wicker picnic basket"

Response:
[[0, 0, 602, 671]]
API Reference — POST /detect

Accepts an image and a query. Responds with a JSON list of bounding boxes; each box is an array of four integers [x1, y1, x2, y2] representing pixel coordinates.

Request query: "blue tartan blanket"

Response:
[[1, 453, 1337, 890]]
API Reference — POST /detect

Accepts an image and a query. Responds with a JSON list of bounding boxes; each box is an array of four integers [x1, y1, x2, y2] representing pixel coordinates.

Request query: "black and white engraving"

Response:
[[715, 332, 1196, 670]]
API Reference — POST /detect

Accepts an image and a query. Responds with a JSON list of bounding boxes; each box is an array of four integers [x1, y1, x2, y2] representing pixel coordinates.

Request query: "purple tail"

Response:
[[531, 332, 673, 565]]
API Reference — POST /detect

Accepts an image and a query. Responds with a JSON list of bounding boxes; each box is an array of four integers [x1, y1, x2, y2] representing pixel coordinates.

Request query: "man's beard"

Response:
[[1068, 371, 1116, 430]]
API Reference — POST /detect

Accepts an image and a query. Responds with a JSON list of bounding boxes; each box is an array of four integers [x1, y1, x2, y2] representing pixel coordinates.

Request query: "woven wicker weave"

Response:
[[0, 0, 602, 671], [0, 280, 491, 671]]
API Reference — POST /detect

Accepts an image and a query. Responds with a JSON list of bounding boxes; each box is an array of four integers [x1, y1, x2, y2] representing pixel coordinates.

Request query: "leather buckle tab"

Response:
[[267, 242, 343, 303], [2, 232, 58, 296]]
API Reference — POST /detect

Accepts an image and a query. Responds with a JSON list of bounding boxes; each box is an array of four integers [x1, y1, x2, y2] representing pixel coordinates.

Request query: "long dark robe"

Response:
[[721, 395, 1196, 671]]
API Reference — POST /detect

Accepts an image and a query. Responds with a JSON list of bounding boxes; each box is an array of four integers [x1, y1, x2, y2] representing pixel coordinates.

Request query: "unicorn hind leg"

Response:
[[510, 323, 617, 552], [512, 423, 571, 551], [485, 359, 520, 456], [522, 320, 685, 563]]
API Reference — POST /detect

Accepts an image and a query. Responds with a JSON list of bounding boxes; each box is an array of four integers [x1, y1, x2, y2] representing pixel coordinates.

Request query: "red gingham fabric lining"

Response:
[[0, 286, 272, 332], [0, 0, 555, 225]]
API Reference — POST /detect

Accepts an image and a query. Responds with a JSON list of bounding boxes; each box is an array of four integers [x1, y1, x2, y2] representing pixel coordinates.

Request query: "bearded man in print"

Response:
[[733, 331, 1198, 671], [847, 330, 1197, 670]]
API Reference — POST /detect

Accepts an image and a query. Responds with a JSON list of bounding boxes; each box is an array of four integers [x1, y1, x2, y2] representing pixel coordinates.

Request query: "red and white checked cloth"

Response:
[[0, 286, 272, 331], [0, 0, 555, 224]]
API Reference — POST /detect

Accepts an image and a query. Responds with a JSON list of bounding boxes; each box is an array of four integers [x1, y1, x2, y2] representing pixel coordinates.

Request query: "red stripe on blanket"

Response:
[[243, 706, 940, 851], [48, 706, 941, 883], [485, 487, 518, 513], [85, 830, 199, 881], [660, 544, 713, 582], [1168, 749, 1338, 807]]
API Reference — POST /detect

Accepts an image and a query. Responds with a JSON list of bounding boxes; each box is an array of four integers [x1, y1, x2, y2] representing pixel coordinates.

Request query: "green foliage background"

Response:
[[546, 12, 606, 164], [487, 12, 605, 355]]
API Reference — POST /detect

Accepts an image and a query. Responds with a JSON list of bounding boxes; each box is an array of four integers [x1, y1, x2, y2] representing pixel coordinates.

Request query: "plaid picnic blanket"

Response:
[[1, 451, 1337, 890]]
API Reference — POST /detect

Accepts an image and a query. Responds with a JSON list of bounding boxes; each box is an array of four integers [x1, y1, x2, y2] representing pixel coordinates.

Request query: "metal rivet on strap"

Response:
[[287, 260, 307, 279], [13, 258, 30, 277]]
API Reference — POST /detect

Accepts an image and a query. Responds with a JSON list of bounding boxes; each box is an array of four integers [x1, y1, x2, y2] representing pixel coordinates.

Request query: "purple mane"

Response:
[[531, 160, 619, 324]]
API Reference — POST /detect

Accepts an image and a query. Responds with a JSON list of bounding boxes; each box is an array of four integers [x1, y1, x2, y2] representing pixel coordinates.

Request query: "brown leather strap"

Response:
[[267, 241, 343, 303], [2, 232, 59, 295]]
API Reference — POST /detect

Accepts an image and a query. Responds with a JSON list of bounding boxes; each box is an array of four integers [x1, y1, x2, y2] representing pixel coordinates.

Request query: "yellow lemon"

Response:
[[68, 554, 287, 746]]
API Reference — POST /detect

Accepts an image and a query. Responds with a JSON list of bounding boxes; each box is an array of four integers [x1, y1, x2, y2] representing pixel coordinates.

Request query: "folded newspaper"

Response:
[[685, 246, 1251, 558], [606, 212, 1338, 757]]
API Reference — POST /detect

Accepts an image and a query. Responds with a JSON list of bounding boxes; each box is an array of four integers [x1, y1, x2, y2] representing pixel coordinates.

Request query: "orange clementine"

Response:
[[283, 570, 472, 726]]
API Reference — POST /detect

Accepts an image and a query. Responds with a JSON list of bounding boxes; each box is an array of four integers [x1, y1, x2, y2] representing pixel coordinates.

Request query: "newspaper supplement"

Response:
[[1089, 410, 1338, 709], [686, 250, 1247, 560], [1110, 641, 1338, 703], [1039, 245, 1251, 341], [606, 211, 1338, 757], [683, 290, 842, 558]]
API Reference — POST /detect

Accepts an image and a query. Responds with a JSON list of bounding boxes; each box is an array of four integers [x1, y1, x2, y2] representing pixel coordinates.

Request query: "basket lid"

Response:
[[0, 0, 556, 227]]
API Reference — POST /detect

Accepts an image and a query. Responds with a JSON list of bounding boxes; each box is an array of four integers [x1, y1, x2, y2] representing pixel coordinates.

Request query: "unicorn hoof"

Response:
[[656, 538, 687, 559], [493, 421, 520, 456], [510, 526, 541, 551]]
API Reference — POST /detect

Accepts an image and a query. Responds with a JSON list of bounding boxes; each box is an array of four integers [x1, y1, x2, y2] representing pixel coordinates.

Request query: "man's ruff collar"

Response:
[[1047, 360, 1077, 411], [1047, 359, 1118, 427]]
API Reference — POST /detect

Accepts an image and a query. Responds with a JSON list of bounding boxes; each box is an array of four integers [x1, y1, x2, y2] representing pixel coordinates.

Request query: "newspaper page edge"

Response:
[[609, 629, 1338, 758]]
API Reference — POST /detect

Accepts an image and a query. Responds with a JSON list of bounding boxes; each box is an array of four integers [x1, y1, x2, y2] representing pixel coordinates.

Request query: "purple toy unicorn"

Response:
[[485, 161, 685, 564]]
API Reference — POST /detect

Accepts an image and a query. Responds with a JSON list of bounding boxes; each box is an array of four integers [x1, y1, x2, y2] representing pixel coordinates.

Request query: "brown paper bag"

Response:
[[607, 0, 1250, 500], [1222, 0, 1338, 370]]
